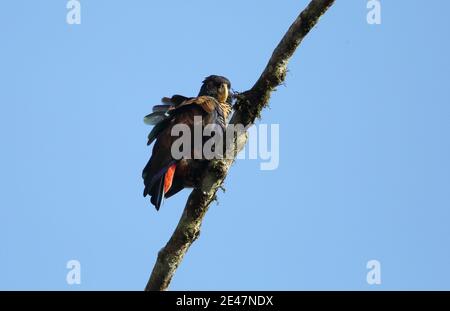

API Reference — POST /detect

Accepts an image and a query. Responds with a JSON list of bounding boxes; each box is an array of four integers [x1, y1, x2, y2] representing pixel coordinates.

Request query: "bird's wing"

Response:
[[143, 111, 168, 125], [143, 99, 214, 210], [143, 95, 193, 125], [168, 96, 217, 114], [162, 95, 190, 106], [145, 96, 219, 145]]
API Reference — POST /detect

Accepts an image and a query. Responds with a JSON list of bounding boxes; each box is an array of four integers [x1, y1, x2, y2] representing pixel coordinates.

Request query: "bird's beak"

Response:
[[217, 83, 229, 103], [223, 83, 229, 101]]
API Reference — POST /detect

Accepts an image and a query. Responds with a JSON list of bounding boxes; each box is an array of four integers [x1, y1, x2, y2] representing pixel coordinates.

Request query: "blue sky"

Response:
[[1, 0, 450, 290]]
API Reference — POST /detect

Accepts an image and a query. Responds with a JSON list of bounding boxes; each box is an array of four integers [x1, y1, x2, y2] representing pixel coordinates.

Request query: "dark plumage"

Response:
[[142, 75, 232, 210]]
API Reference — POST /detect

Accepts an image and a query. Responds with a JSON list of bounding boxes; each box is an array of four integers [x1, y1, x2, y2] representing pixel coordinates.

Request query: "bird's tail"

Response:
[[143, 162, 177, 211]]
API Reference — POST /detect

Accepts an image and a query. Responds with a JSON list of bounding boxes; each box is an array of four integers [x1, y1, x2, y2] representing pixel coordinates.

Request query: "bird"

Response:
[[142, 75, 232, 210]]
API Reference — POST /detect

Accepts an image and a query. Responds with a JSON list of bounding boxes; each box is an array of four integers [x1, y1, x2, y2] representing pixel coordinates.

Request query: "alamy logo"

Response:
[[66, 260, 81, 285], [367, 0, 381, 25], [366, 259, 381, 285], [169, 117, 280, 171], [66, 0, 81, 25]]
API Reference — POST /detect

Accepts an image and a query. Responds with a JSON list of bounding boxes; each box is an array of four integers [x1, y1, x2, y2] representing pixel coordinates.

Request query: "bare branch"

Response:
[[145, 0, 336, 291]]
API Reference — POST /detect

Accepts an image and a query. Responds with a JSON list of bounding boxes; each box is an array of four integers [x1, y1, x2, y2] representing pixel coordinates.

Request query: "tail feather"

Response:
[[152, 175, 165, 211], [143, 161, 177, 211]]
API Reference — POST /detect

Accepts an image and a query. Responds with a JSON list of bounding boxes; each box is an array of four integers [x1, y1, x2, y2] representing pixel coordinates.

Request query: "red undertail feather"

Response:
[[164, 164, 177, 194]]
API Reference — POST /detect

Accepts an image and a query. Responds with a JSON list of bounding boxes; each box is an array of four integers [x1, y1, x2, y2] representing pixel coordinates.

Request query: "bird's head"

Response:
[[198, 75, 231, 103]]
